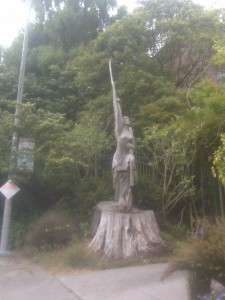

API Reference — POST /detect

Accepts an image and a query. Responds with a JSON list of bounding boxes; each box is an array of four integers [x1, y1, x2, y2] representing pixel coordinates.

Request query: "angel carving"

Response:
[[109, 59, 136, 211]]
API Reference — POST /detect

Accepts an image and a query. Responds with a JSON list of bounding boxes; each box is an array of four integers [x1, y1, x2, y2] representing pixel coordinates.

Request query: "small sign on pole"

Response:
[[0, 180, 20, 200], [18, 138, 35, 172]]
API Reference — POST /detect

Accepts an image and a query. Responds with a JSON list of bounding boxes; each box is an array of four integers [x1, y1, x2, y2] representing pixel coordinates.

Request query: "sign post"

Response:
[[0, 0, 31, 255], [0, 181, 20, 254]]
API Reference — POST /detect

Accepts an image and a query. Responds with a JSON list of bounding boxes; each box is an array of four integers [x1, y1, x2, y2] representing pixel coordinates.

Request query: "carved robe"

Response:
[[112, 126, 135, 210]]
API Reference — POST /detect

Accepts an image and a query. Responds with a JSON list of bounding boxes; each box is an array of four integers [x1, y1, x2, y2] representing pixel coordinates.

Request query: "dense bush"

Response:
[[166, 219, 225, 297], [9, 217, 35, 249], [26, 210, 77, 249], [73, 176, 113, 215]]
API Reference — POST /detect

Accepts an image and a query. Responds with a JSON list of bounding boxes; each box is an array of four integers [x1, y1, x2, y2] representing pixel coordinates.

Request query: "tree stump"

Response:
[[89, 201, 166, 260]]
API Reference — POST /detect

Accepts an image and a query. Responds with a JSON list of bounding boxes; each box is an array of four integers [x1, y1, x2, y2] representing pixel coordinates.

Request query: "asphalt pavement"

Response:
[[0, 255, 190, 300]]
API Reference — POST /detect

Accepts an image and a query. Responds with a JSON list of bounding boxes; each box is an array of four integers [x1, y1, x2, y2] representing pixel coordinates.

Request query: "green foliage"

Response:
[[211, 39, 225, 70], [30, 0, 64, 23], [9, 218, 34, 249], [13, 104, 76, 192], [79, 222, 90, 238], [26, 210, 76, 248], [72, 19, 180, 137], [167, 223, 189, 241], [178, 80, 225, 218], [0, 102, 113, 219], [141, 122, 198, 216], [74, 176, 113, 214], [138, 0, 223, 87], [0, 0, 225, 227], [186, 81, 225, 162], [171, 219, 225, 296], [0, 111, 13, 176], [27, 45, 67, 75], [3, 34, 23, 70], [133, 176, 162, 211], [0, 65, 19, 104], [212, 134, 225, 186], [137, 93, 187, 128], [189, 80, 225, 112], [31, 0, 123, 49], [69, 113, 112, 175], [23, 63, 81, 117]]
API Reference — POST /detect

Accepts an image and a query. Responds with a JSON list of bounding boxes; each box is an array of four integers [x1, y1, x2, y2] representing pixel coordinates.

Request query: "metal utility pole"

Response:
[[0, 0, 31, 255]]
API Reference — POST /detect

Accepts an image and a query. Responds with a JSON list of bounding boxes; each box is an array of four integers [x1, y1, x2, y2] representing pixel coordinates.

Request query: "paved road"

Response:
[[0, 255, 190, 300]]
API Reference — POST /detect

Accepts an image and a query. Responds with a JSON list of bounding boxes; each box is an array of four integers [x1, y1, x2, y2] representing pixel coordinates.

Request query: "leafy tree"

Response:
[[1, 0, 225, 224], [213, 135, 225, 186], [0, 0, 128, 119], [0, 103, 75, 213], [2, 34, 24, 70], [30, 0, 64, 22], [212, 134, 225, 218], [6, 104, 111, 212], [0, 66, 19, 108], [64, 112, 112, 178], [29, 0, 119, 24], [27, 0, 126, 50], [137, 94, 187, 128], [182, 79, 225, 217], [23, 62, 82, 118], [141, 122, 198, 217], [28, 23, 51, 49], [211, 38, 225, 70], [137, 0, 224, 87], [0, 111, 14, 179], [73, 14, 174, 121]]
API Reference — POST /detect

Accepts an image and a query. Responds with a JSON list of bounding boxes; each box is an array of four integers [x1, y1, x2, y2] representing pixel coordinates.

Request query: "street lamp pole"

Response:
[[0, 0, 31, 255]]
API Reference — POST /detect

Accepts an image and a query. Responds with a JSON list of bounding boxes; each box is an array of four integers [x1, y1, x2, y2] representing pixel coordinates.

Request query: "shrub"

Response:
[[9, 218, 34, 249], [133, 176, 162, 211], [73, 176, 112, 214], [168, 223, 190, 240], [26, 210, 76, 249], [164, 218, 225, 298]]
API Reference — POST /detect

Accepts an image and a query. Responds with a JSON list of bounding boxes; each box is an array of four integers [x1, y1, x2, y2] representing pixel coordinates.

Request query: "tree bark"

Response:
[[89, 201, 166, 260]]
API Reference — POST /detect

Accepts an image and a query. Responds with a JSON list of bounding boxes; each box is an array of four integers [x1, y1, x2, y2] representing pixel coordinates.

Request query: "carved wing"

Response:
[[109, 59, 123, 139]]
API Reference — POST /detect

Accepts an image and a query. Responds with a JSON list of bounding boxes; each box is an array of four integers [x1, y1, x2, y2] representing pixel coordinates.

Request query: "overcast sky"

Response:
[[0, 0, 224, 47]]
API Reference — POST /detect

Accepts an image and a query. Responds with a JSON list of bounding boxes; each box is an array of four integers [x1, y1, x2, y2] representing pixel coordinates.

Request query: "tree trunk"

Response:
[[89, 201, 166, 260]]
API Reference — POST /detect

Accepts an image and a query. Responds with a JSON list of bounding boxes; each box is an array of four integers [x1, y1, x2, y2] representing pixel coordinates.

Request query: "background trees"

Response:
[[0, 0, 225, 230], [141, 123, 198, 218], [137, 0, 223, 87]]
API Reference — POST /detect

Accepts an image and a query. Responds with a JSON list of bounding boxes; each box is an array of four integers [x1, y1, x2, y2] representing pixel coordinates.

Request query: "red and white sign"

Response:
[[0, 180, 20, 200]]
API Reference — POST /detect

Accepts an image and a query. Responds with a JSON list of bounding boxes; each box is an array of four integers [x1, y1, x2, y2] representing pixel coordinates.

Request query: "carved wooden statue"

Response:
[[109, 59, 135, 211], [88, 60, 167, 260]]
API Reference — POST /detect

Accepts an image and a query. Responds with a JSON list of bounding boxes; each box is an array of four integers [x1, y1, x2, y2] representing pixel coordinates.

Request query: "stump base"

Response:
[[89, 201, 166, 260]]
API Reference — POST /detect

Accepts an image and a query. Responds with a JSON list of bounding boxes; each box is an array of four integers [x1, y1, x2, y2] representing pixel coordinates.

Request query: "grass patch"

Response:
[[23, 240, 99, 274], [20, 212, 181, 274], [20, 237, 176, 275]]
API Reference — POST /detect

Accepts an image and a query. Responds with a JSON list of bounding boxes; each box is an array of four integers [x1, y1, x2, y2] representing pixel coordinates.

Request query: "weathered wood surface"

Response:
[[89, 201, 166, 259]]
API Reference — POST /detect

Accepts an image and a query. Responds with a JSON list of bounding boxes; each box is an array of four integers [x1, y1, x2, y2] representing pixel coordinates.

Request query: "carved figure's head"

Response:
[[123, 116, 130, 125]]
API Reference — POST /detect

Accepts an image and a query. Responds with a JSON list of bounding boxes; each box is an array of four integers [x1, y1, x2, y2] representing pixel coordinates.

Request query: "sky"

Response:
[[0, 0, 225, 48]]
